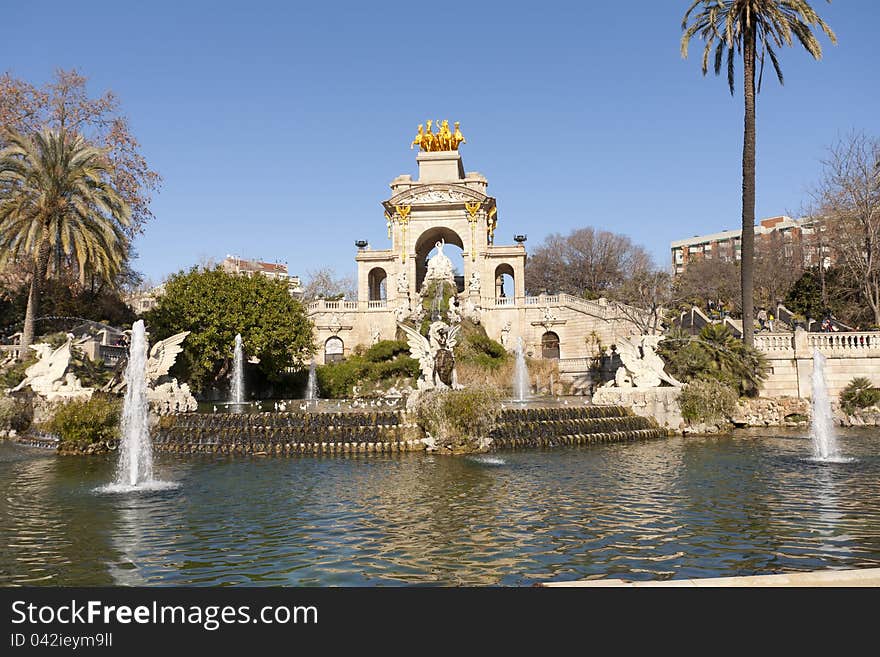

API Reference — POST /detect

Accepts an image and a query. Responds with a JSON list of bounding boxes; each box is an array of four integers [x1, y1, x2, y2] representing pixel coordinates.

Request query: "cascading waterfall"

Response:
[[811, 347, 843, 461], [231, 333, 245, 404], [305, 359, 318, 401], [116, 319, 153, 487], [513, 336, 530, 402]]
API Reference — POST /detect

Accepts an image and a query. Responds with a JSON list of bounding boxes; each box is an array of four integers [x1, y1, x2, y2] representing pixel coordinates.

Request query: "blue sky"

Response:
[[3, 1, 877, 284]]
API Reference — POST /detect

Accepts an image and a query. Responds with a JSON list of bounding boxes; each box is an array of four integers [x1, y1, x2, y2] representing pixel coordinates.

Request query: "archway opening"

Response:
[[414, 227, 465, 293], [495, 263, 515, 299], [324, 336, 344, 364], [541, 331, 560, 360], [368, 267, 387, 301]]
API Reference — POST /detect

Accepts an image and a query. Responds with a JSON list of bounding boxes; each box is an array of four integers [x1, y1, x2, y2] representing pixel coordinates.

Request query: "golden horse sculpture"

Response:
[[411, 120, 466, 152]]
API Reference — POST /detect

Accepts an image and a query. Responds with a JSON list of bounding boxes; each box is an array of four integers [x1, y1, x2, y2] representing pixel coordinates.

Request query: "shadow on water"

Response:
[[1, 426, 879, 586]]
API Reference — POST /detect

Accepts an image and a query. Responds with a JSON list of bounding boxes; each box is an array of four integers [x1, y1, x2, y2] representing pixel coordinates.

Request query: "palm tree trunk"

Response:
[[740, 28, 757, 349], [19, 236, 51, 360]]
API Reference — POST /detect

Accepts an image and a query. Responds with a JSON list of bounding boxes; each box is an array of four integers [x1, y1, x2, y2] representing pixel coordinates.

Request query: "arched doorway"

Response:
[[368, 267, 387, 301], [324, 336, 344, 364], [495, 263, 515, 299], [541, 331, 560, 359], [414, 227, 466, 293]]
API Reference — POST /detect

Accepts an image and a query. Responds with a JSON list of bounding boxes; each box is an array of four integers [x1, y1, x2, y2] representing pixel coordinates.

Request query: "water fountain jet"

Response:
[[99, 320, 177, 493], [231, 333, 245, 405], [810, 347, 850, 463], [513, 336, 530, 402]]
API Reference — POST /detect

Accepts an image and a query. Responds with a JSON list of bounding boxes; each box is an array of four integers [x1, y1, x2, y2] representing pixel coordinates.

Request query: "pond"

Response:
[[1, 428, 879, 586]]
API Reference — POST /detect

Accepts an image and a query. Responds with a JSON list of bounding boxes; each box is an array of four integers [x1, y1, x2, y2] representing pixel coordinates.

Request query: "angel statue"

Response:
[[397, 321, 462, 390]]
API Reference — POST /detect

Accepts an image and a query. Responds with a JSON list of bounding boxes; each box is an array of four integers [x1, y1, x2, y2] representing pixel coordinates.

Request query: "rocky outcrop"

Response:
[[730, 397, 810, 427]]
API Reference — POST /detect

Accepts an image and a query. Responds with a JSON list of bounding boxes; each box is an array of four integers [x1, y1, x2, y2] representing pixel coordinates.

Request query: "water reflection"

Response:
[[1, 428, 879, 586]]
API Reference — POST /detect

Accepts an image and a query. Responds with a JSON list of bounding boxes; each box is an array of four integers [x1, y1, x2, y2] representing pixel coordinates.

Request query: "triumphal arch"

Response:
[[307, 121, 644, 383]]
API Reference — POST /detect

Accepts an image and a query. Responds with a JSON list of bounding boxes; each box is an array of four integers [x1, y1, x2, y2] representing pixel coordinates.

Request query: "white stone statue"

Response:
[[8, 335, 93, 402], [602, 335, 682, 389], [424, 239, 455, 283], [370, 325, 381, 345], [500, 321, 512, 348], [147, 380, 197, 414], [447, 295, 461, 324], [394, 298, 411, 322], [146, 331, 190, 384], [463, 298, 481, 324], [469, 271, 481, 294], [397, 270, 409, 294], [397, 321, 462, 391]]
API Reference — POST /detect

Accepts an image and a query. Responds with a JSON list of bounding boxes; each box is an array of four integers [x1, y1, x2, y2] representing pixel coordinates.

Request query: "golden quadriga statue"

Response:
[[411, 120, 466, 152]]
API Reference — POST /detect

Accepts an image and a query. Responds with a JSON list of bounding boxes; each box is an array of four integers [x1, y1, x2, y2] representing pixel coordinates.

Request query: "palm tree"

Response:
[[0, 129, 131, 357], [681, 1, 836, 348]]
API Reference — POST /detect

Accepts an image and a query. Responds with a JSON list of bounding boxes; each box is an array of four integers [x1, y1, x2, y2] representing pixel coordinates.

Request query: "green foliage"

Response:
[[453, 320, 509, 371], [316, 339, 419, 398], [840, 377, 880, 414], [363, 340, 411, 363], [0, 396, 33, 432], [419, 280, 456, 334], [0, 354, 37, 388], [412, 386, 503, 452], [145, 267, 314, 392], [46, 395, 121, 449], [678, 379, 738, 424], [659, 324, 767, 396]]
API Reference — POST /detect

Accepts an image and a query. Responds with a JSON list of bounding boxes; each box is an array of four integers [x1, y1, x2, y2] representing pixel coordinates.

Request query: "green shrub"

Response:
[[0, 396, 33, 432], [363, 340, 411, 363], [840, 377, 880, 414], [455, 323, 509, 371], [315, 341, 420, 398], [659, 325, 767, 396], [411, 385, 503, 452], [678, 379, 738, 424], [46, 395, 121, 450], [0, 355, 37, 388]]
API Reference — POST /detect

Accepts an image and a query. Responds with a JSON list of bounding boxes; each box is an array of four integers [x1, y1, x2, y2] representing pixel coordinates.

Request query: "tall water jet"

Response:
[[811, 347, 841, 461], [231, 333, 245, 404], [305, 359, 318, 401], [116, 319, 153, 487], [513, 336, 530, 402]]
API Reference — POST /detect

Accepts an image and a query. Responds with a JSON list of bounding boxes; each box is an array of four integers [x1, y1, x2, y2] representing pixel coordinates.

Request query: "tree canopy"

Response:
[[0, 69, 160, 236], [524, 227, 652, 298], [145, 268, 315, 392]]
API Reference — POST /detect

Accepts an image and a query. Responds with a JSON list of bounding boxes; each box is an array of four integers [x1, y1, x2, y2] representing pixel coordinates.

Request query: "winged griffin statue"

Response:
[[7, 335, 93, 401], [397, 321, 462, 390], [103, 331, 196, 413], [603, 335, 682, 389]]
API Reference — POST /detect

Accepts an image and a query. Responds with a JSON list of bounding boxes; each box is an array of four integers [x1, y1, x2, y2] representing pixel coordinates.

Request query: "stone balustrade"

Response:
[[755, 328, 880, 398]]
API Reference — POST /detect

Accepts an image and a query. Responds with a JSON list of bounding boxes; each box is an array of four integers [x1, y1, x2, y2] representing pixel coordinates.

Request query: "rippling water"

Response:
[[2, 428, 880, 586]]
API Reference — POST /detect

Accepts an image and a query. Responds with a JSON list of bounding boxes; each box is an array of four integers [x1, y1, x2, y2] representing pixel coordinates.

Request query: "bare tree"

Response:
[[673, 258, 742, 314], [819, 133, 880, 325], [753, 232, 804, 310], [611, 268, 673, 334], [525, 227, 651, 297], [301, 267, 356, 301]]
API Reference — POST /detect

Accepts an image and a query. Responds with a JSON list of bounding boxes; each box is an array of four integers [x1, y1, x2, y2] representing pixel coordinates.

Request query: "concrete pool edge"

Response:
[[541, 567, 880, 587]]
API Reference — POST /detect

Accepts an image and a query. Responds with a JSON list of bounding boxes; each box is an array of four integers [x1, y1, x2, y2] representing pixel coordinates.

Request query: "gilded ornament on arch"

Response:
[[410, 119, 466, 152], [394, 204, 412, 223], [465, 201, 482, 220]]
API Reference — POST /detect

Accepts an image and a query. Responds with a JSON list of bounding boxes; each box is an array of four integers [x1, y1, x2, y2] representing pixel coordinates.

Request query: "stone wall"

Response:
[[591, 387, 684, 432], [755, 329, 880, 399]]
